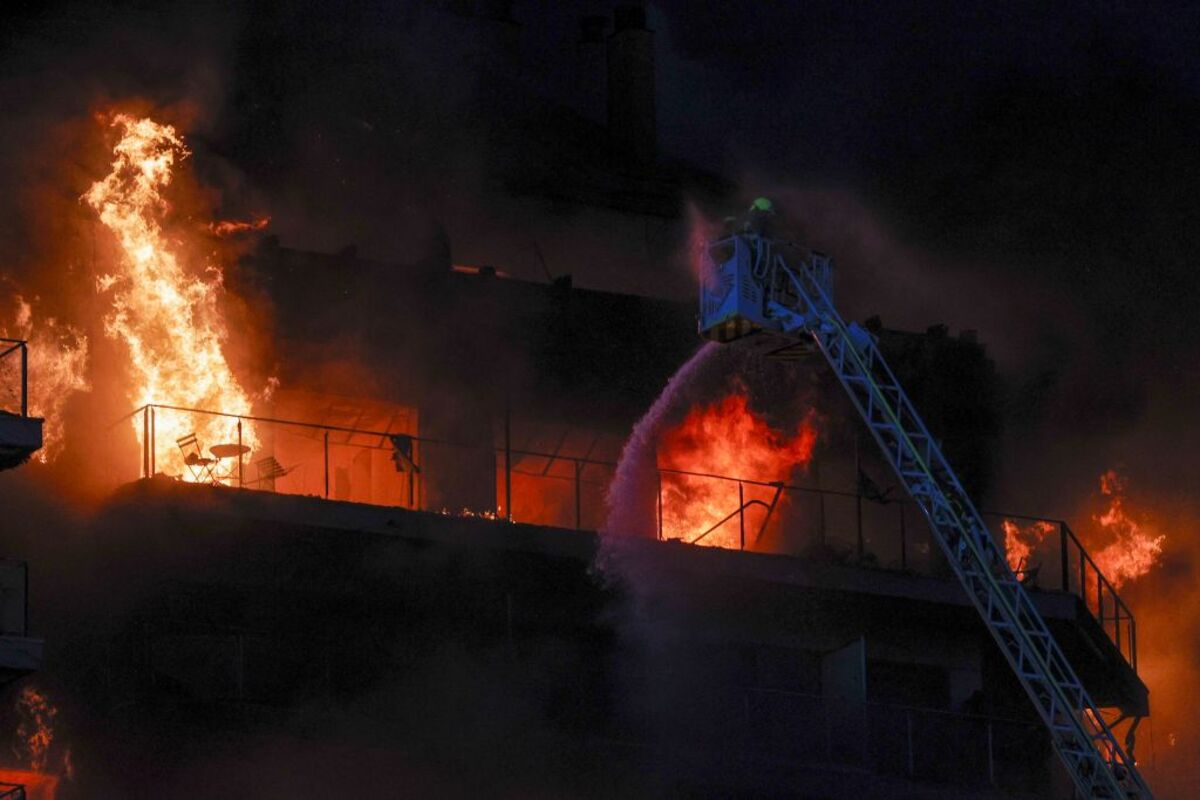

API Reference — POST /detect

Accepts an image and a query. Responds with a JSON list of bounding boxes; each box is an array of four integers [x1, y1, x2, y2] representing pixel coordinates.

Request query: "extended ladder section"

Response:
[[698, 234, 1151, 799]]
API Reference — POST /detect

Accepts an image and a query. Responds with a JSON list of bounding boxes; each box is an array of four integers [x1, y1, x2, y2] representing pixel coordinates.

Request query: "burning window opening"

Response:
[[656, 390, 818, 550]]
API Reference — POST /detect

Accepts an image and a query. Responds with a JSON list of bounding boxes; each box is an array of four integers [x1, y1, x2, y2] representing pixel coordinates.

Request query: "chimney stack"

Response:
[[607, 4, 656, 163], [576, 15, 608, 125]]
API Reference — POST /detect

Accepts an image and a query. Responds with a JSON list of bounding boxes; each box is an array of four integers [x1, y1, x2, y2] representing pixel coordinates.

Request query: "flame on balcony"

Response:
[[1091, 469, 1164, 588], [657, 389, 817, 549], [83, 114, 264, 477], [1002, 468, 1164, 588], [0, 296, 89, 461], [1002, 518, 1057, 575]]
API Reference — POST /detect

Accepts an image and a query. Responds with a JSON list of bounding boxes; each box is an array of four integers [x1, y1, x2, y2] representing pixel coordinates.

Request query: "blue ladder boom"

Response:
[[698, 234, 1151, 799]]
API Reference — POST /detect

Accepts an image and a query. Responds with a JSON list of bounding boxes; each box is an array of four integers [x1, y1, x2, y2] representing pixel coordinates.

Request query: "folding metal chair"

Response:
[[176, 433, 218, 483]]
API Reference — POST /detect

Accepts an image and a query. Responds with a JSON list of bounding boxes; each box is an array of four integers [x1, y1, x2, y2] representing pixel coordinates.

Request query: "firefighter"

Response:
[[743, 196, 776, 236]]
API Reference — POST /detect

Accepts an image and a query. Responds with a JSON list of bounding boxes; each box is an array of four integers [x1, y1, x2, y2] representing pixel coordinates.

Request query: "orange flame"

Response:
[[658, 390, 817, 549], [0, 296, 89, 461], [208, 215, 270, 238], [0, 770, 57, 800], [1001, 469, 1163, 589], [13, 687, 55, 773], [1001, 518, 1056, 575], [1090, 469, 1164, 588], [83, 114, 261, 478]]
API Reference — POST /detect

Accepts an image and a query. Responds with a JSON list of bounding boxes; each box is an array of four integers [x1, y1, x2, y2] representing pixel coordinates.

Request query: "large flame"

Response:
[[1002, 518, 1057, 575], [1001, 469, 1164, 588], [657, 390, 817, 549], [1090, 469, 1164, 588], [84, 114, 259, 478]]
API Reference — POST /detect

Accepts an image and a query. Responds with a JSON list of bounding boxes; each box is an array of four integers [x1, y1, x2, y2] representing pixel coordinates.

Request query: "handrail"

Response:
[[690, 499, 772, 545], [116, 401, 1137, 669], [0, 338, 29, 418]]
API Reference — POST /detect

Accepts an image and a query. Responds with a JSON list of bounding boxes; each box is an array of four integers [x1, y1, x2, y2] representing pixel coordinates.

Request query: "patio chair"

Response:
[[176, 433, 218, 483]]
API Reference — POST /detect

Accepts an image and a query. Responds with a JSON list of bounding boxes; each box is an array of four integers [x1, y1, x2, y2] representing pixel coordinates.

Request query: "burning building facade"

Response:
[[0, 2, 1174, 797], [52, 236, 1144, 796]]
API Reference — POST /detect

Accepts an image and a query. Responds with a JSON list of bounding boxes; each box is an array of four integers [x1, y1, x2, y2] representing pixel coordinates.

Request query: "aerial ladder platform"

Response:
[[697, 232, 1151, 799]]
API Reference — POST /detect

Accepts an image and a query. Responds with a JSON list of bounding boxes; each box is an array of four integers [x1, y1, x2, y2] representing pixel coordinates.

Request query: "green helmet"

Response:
[[751, 196, 774, 213]]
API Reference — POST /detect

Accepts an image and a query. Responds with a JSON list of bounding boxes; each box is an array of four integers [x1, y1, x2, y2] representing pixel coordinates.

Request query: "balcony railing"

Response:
[[979, 512, 1137, 672], [115, 402, 1137, 672], [0, 339, 29, 418]]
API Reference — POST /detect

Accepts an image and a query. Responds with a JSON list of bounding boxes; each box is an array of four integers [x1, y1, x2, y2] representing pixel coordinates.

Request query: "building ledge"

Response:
[[0, 414, 42, 471], [0, 635, 43, 683], [105, 477, 1149, 714]]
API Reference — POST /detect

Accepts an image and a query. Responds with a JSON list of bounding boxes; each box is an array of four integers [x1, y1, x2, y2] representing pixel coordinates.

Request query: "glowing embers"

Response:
[[14, 687, 55, 773], [657, 390, 817, 549], [0, 686, 67, 800], [84, 114, 259, 478]]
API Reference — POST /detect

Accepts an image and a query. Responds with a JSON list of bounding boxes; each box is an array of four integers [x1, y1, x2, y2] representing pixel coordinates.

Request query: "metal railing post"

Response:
[[504, 404, 512, 521], [408, 453, 415, 509], [738, 481, 745, 550], [142, 406, 150, 478], [1114, 603, 1122, 659], [19, 342, 27, 418], [656, 469, 663, 540], [1131, 619, 1137, 672], [150, 406, 156, 476], [1079, 539, 1086, 607], [323, 431, 329, 498], [237, 419, 243, 488], [1059, 521, 1069, 592]]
